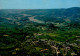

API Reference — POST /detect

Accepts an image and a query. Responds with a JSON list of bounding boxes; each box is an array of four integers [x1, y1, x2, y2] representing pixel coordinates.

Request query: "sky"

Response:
[[0, 0, 80, 9]]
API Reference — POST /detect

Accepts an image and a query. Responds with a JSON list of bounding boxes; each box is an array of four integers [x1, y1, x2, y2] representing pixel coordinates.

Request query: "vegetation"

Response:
[[0, 7, 80, 56]]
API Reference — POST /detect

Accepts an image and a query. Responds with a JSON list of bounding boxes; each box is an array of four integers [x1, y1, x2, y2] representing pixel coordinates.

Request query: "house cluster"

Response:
[[25, 36, 78, 56]]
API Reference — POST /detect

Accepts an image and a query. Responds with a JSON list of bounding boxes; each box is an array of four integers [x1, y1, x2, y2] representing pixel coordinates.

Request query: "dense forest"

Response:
[[0, 7, 80, 56]]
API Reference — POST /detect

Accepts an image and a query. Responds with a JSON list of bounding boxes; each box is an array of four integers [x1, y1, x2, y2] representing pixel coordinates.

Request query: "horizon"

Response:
[[0, 0, 80, 9], [0, 7, 80, 10]]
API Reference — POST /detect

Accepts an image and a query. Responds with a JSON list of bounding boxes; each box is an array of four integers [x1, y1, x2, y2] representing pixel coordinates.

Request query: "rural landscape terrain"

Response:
[[0, 7, 80, 56]]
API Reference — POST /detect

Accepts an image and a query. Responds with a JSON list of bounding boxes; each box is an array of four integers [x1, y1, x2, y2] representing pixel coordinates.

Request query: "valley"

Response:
[[0, 7, 80, 56]]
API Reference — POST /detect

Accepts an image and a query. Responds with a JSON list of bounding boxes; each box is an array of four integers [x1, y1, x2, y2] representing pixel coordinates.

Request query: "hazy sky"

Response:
[[0, 0, 80, 9]]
